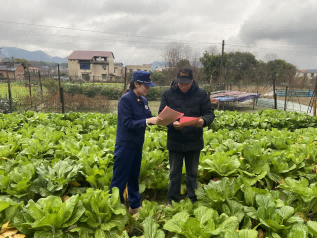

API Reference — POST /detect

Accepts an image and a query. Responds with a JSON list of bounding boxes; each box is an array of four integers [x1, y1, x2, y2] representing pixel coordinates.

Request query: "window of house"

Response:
[[82, 74, 90, 81], [129, 69, 133, 73], [311, 73, 314, 78], [102, 74, 107, 80], [103, 65, 106, 70], [101, 57, 106, 61], [114, 67, 117, 73], [80, 63, 90, 70], [94, 57, 99, 61]]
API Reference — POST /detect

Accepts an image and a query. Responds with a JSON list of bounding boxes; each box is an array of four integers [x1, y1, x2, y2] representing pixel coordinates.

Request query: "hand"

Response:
[[146, 117, 162, 125], [192, 118, 204, 128], [173, 121, 184, 130]]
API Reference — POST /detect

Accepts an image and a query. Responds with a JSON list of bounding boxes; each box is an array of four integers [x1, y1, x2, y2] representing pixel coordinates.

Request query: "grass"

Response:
[[109, 100, 162, 114], [0, 83, 47, 100]]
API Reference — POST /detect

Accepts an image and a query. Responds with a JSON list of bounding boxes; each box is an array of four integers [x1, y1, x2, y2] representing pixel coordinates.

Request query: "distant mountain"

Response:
[[0, 47, 68, 63], [151, 61, 167, 71]]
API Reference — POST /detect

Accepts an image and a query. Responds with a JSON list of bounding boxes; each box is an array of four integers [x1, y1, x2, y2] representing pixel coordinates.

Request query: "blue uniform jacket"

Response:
[[116, 90, 153, 148]]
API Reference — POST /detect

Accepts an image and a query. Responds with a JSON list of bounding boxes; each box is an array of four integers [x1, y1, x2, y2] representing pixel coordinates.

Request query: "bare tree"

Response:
[[264, 53, 278, 62], [192, 51, 203, 82], [206, 45, 218, 55], [162, 42, 193, 82]]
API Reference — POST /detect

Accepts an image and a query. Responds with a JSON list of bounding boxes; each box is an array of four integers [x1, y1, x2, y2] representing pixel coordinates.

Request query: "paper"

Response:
[[157, 106, 184, 126], [179, 116, 201, 127]]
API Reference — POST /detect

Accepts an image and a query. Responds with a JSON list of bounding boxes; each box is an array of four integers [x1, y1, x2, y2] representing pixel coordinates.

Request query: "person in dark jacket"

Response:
[[111, 71, 160, 215], [158, 68, 215, 205]]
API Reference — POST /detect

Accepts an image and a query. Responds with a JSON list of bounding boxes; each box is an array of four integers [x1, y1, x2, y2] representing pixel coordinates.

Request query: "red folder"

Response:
[[179, 116, 201, 126], [157, 106, 184, 126], [157, 106, 200, 127]]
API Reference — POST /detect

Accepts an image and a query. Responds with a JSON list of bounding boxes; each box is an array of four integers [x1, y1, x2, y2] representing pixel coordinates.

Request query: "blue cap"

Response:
[[132, 71, 156, 87]]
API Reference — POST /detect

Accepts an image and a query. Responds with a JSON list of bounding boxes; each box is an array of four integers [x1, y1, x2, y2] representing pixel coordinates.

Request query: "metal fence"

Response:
[[1, 69, 316, 116]]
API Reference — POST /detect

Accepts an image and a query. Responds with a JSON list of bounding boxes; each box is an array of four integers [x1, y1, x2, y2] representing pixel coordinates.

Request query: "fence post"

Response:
[[27, 68, 33, 108], [60, 87, 65, 113], [273, 75, 277, 109], [38, 70, 43, 103], [58, 64, 64, 113], [284, 86, 288, 111], [6, 70, 13, 113]]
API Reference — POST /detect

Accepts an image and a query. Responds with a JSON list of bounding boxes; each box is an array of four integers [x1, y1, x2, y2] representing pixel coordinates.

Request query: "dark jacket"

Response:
[[158, 80, 215, 151], [116, 90, 152, 148]]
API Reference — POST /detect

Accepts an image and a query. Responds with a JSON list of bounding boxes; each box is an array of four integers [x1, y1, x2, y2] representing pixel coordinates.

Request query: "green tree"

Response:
[[13, 58, 30, 68], [176, 59, 191, 69], [200, 52, 227, 83], [1, 57, 12, 62], [226, 52, 258, 84], [151, 71, 167, 85], [267, 59, 297, 85]]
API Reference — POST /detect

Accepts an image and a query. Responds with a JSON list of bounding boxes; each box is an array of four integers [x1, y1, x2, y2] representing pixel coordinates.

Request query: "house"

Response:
[[29, 67, 40, 74], [68, 50, 119, 81], [156, 65, 169, 72], [114, 62, 124, 77], [296, 69, 317, 79], [0, 62, 25, 80], [126, 64, 152, 74]]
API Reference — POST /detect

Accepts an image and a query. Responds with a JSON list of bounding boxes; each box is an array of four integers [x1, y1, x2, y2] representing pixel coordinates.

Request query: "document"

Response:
[[157, 106, 201, 127], [179, 116, 201, 126], [157, 106, 184, 126]]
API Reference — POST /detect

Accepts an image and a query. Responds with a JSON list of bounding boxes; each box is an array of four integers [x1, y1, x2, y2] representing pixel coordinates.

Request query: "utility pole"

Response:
[[220, 40, 225, 85]]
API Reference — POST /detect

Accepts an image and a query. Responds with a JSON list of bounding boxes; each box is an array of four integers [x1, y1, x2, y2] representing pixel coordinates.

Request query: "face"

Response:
[[134, 83, 150, 96], [178, 80, 193, 93]]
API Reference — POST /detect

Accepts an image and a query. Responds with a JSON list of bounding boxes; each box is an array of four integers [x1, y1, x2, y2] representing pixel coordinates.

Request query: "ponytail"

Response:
[[122, 81, 142, 95]]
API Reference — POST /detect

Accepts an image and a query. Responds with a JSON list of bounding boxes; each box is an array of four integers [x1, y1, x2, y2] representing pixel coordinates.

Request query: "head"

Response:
[[130, 70, 156, 96], [129, 81, 150, 96], [175, 68, 194, 93]]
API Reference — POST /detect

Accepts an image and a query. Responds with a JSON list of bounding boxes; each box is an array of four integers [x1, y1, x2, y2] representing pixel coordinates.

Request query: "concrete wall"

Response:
[[126, 64, 152, 73]]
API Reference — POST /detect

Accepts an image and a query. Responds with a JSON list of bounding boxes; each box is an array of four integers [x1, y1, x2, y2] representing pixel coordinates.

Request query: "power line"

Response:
[[225, 44, 317, 56], [0, 20, 222, 45]]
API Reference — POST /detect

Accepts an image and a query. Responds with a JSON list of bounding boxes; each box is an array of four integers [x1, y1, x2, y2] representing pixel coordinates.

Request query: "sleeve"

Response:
[[158, 92, 174, 129], [200, 91, 215, 127], [119, 97, 147, 129]]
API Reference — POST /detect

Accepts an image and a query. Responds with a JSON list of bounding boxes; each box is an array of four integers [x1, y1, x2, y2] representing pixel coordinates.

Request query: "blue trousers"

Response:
[[110, 145, 143, 209]]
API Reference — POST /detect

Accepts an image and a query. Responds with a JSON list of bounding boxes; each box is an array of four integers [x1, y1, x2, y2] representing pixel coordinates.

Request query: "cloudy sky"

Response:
[[0, 0, 316, 69]]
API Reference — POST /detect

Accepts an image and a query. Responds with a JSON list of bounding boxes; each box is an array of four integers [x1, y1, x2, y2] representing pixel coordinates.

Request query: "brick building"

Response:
[[0, 62, 26, 80]]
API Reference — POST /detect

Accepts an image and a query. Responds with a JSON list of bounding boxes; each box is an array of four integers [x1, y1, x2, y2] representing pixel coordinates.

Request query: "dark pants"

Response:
[[168, 150, 200, 204], [110, 145, 142, 209]]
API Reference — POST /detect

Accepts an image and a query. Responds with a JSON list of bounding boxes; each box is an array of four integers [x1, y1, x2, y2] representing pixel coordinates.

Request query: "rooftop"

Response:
[[68, 50, 115, 60]]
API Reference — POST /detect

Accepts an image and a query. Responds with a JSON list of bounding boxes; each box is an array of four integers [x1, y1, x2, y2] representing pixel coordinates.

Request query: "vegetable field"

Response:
[[1, 110, 317, 237]]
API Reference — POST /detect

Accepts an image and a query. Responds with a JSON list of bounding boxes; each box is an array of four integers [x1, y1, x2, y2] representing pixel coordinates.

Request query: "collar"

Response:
[[128, 89, 142, 102]]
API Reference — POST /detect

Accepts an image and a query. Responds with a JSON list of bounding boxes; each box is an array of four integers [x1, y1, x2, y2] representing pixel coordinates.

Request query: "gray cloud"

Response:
[[0, 0, 316, 68]]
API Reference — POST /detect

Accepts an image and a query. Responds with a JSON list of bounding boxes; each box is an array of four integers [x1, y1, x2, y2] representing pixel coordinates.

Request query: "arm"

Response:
[[200, 92, 215, 127], [119, 97, 147, 129]]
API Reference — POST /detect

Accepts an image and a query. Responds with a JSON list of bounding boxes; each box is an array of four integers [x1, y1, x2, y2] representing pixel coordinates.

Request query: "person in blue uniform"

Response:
[[110, 70, 160, 215]]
